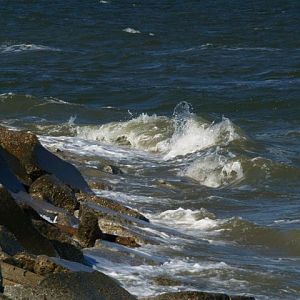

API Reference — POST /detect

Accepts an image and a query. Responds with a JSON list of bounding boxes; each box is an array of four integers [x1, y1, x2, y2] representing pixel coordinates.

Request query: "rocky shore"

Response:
[[0, 126, 255, 300]]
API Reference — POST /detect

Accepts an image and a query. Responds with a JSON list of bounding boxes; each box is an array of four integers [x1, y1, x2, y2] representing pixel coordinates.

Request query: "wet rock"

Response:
[[77, 193, 149, 222], [115, 236, 140, 247], [30, 174, 79, 213], [102, 233, 140, 248], [84, 202, 159, 246], [141, 291, 255, 300], [152, 276, 181, 286], [116, 135, 131, 146], [98, 217, 157, 246], [102, 164, 124, 175], [0, 126, 91, 193], [4, 271, 136, 300], [0, 226, 24, 256], [0, 187, 57, 256], [76, 204, 102, 247], [88, 180, 112, 191]]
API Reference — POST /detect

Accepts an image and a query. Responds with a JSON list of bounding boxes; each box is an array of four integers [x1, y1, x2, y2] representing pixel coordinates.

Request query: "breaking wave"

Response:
[[77, 101, 242, 160]]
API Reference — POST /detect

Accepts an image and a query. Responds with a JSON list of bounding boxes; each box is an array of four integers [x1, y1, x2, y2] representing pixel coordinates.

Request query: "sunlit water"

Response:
[[1, 1, 299, 299]]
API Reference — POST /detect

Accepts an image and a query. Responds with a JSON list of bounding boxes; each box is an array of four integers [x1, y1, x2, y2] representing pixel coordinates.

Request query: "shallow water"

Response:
[[1, 1, 300, 299]]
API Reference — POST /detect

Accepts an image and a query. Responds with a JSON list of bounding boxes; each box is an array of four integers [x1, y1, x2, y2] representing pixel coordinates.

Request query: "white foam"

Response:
[[0, 43, 61, 53], [183, 152, 244, 188], [76, 113, 172, 153], [85, 250, 230, 297], [158, 117, 240, 160], [151, 207, 221, 232], [123, 27, 141, 34], [76, 108, 241, 161]]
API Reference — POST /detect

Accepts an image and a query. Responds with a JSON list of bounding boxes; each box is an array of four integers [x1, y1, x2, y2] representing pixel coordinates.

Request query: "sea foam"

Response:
[[123, 28, 141, 34], [76, 102, 241, 160]]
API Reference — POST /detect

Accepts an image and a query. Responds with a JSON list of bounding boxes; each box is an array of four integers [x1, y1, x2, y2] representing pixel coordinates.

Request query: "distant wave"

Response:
[[123, 28, 141, 34], [0, 43, 61, 53], [223, 46, 281, 52]]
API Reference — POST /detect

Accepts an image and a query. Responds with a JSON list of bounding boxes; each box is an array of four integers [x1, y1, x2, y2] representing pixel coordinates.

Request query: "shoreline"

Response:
[[0, 126, 254, 300]]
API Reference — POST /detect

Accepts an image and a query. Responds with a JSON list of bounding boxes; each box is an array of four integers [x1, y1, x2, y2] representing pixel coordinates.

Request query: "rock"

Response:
[[84, 202, 159, 246], [102, 233, 140, 248], [33, 255, 69, 276], [0, 261, 44, 288], [102, 164, 124, 175], [52, 240, 84, 264], [13, 252, 37, 273], [77, 193, 149, 222], [0, 263, 3, 294], [0, 251, 16, 265], [76, 204, 102, 247], [88, 181, 112, 191], [0, 187, 57, 256], [152, 276, 181, 286], [0, 126, 91, 193], [0, 226, 24, 256], [141, 291, 255, 300], [116, 135, 131, 146], [31, 219, 84, 264], [30, 174, 79, 213], [4, 271, 136, 300], [0, 149, 27, 193], [115, 236, 140, 248], [98, 218, 156, 246], [13, 252, 68, 276]]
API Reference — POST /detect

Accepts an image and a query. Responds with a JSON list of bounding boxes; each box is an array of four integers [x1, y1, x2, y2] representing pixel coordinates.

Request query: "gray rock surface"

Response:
[[4, 271, 136, 300], [0, 187, 57, 256]]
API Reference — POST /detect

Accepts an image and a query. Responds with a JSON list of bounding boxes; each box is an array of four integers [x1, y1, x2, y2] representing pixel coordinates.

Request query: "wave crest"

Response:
[[77, 102, 242, 161]]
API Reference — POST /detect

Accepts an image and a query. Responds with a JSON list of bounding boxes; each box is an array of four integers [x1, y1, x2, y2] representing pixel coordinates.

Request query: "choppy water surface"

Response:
[[1, 1, 300, 299]]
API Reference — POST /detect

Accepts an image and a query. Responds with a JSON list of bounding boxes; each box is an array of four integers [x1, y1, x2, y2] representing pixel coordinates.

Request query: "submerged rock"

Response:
[[102, 164, 124, 175], [30, 174, 79, 213], [142, 291, 255, 300], [88, 180, 112, 191], [152, 276, 181, 287]]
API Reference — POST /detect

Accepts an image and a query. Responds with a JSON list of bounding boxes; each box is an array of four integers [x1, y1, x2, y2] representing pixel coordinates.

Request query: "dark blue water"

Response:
[[1, 1, 300, 299]]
